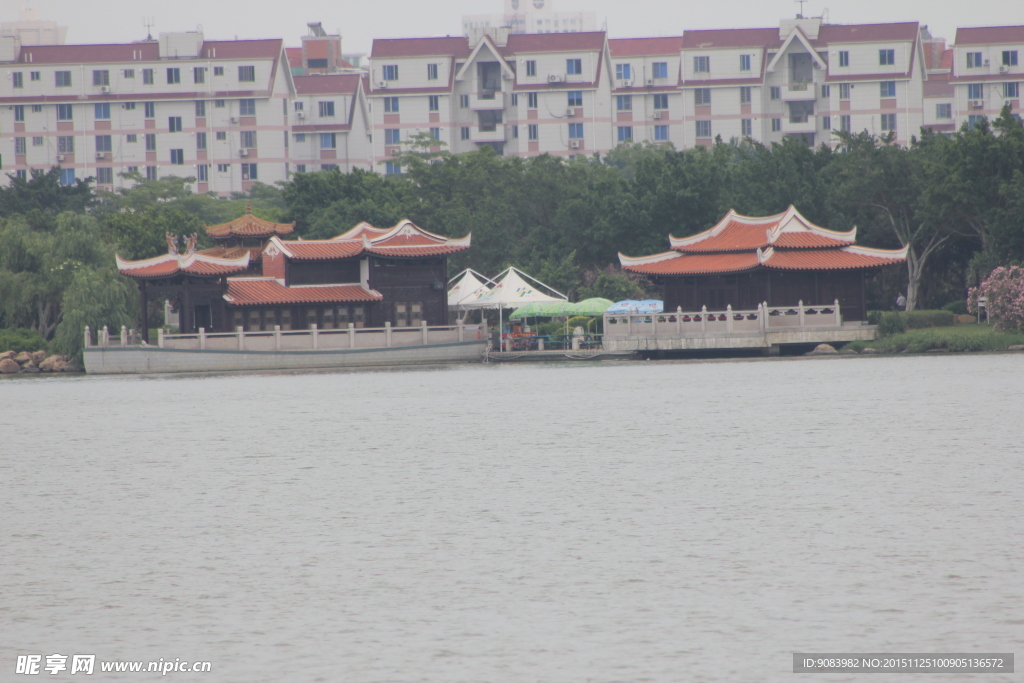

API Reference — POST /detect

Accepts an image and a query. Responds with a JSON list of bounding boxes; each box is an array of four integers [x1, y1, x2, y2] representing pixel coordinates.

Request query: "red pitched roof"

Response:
[[371, 37, 471, 59], [625, 252, 760, 275], [224, 279, 381, 306], [206, 210, 295, 239], [117, 251, 251, 279], [955, 26, 1024, 46], [765, 247, 906, 270], [277, 241, 364, 260], [200, 39, 283, 60], [609, 36, 684, 57], [269, 219, 471, 261], [673, 219, 779, 252], [293, 74, 361, 95], [681, 28, 780, 50], [19, 42, 161, 64], [818, 22, 919, 44], [506, 32, 606, 53]]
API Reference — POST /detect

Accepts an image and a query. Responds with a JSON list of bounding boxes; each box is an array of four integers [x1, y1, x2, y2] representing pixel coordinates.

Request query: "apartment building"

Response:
[[290, 73, 372, 173], [463, 0, 597, 37], [607, 37, 685, 148], [951, 26, 1024, 130]]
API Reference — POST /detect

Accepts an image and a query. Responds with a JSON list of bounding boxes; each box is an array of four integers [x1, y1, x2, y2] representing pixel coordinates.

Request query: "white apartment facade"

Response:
[[951, 26, 1024, 131], [290, 73, 372, 173], [463, 0, 597, 37]]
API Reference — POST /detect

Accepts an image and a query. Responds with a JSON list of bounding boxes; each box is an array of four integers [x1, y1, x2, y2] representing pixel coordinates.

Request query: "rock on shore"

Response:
[[0, 349, 76, 374]]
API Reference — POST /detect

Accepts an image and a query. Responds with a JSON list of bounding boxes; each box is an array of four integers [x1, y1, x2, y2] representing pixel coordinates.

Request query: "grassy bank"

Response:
[[847, 324, 1024, 353]]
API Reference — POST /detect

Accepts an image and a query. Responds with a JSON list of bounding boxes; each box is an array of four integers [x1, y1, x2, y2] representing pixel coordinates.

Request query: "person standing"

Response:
[[895, 292, 907, 310]]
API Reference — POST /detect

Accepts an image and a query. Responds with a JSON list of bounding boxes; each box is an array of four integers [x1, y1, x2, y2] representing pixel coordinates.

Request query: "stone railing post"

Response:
[[199, 327, 207, 350], [311, 323, 319, 350], [701, 306, 707, 335], [457, 318, 465, 342], [384, 321, 392, 347], [726, 304, 734, 333], [676, 306, 683, 334], [83, 326, 91, 349], [274, 325, 281, 351], [834, 299, 841, 326], [158, 328, 165, 348], [798, 300, 806, 327], [538, 337, 545, 351], [421, 320, 429, 345], [627, 314, 632, 337], [120, 325, 128, 347], [237, 325, 245, 350], [758, 303, 766, 333], [348, 322, 356, 348], [101, 326, 109, 347]]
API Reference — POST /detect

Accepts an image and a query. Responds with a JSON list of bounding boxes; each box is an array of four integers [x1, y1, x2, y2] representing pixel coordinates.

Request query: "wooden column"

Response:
[[139, 279, 149, 343], [182, 276, 192, 334]]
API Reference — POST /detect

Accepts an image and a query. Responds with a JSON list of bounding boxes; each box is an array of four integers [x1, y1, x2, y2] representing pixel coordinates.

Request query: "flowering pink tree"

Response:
[[968, 266, 1024, 332]]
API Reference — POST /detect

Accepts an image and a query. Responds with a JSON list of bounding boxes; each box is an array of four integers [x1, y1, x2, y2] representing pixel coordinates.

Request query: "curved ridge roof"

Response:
[[205, 204, 295, 239], [116, 250, 251, 278]]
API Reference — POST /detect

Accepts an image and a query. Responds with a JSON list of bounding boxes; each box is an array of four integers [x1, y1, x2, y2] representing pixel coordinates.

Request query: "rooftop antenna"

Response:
[[142, 16, 155, 41], [795, 0, 807, 19]]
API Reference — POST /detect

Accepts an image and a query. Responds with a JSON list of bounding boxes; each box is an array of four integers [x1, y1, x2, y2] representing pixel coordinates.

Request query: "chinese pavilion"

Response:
[[116, 212, 471, 342], [619, 206, 907, 321]]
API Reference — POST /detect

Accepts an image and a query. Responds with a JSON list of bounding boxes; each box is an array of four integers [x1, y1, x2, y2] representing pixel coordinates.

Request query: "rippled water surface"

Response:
[[1, 355, 1022, 682]]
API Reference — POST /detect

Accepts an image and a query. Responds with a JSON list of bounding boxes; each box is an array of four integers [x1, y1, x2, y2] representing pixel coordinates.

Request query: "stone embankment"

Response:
[[0, 350, 80, 375]]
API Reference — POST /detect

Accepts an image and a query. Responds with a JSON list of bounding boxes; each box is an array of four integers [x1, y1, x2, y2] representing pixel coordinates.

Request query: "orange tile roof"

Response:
[[772, 231, 854, 249], [764, 248, 906, 270], [625, 252, 760, 275], [675, 220, 775, 252], [117, 252, 251, 279], [278, 241, 364, 260], [225, 279, 382, 306], [205, 209, 295, 239], [609, 37, 684, 57]]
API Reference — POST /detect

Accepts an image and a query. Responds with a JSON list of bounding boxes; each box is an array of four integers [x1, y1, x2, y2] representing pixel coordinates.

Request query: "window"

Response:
[[91, 69, 109, 86], [1005, 82, 1020, 98], [936, 103, 952, 119], [839, 83, 851, 100], [382, 64, 399, 81], [968, 114, 984, 130], [238, 66, 255, 82], [216, 131, 227, 141], [771, 118, 782, 132], [241, 131, 256, 148], [567, 58, 582, 75], [695, 120, 711, 137], [214, 99, 226, 109], [383, 97, 398, 113], [1004, 51, 1019, 67], [193, 67, 206, 84], [429, 127, 440, 141], [95, 135, 112, 152], [840, 114, 851, 132], [295, 164, 306, 173], [562, 90, 580, 107], [241, 163, 257, 180], [615, 94, 631, 111], [196, 132, 206, 150], [461, 126, 470, 140], [654, 124, 669, 141], [881, 113, 897, 131], [652, 62, 668, 79], [60, 168, 76, 185], [512, 125, 518, 139], [15, 170, 27, 181], [124, 102, 136, 110], [144, 102, 156, 117], [57, 104, 73, 120], [569, 122, 583, 138], [821, 116, 831, 130], [31, 104, 41, 112], [741, 119, 752, 136], [195, 100, 206, 117], [770, 86, 781, 100], [197, 164, 208, 182], [124, 68, 134, 79], [320, 133, 336, 149], [96, 167, 113, 184], [511, 93, 518, 106], [968, 83, 984, 100], [695, 88, 711, 105], [293, 133, 305, 142], [427, 63, 438, 80], [240, 99, 256, 116], [739, 55, 751, 72], [740, 87, 751, 104], [528, 124, 538, 140], [460, 94, 470, 108], [146, 166, 158, 180], [214, 66, 224, 76], [13, 72, 23, 88], [654, 93, 669, 109], [217, 163, 230, 173], [58, 136, 74, 154], [967, 52, 983, 68], [166, 68, 180, 84], [14, 137, 26, 155], [14, 105, 24, 122], [142, 69, 154, 84], [617, 126, 633, 142], [30, 71, 40, 81], [145, 133, 156, 151], [385, 129, 400, 145], [284, 130, 289, 149], [693, 56, 710, 73], [170, 149, 184, 165], [839, 51, 849, 67], [879, 49, 895, 66], [429, 95, 439, 111], [527, 92, 538, 108], [880, 81, 896, 98], [821, 84, 830, 98], [526, 60, 536, 77], [385, 162, 401, 175], [168, 116, 182, 133], [616, 63, 631, 80], [55, 70, 72, 87], [32, 136, 43, 146]]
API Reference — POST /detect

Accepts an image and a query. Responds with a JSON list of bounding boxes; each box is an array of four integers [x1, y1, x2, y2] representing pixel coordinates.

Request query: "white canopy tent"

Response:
[[460, 267, 568, 333], [448, 269, 495, 309]]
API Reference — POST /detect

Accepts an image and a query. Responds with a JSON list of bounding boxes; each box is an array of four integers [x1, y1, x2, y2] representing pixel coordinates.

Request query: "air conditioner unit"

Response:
[[100, 85, 110, 93], [96, 152, 107, 159], [389, 148, 399, 156], [645, 78, 655, 86], [56, 154, 65, 161], [999, 65, 1009, 73], [984, 59, 990, 66], [652, 111, 662, 119], [295, 111, 305, 119], [970, 99, 984, 109], [238, 149, 248, 157], [566, 107, 576, 117], [502, 72, 513, 80], [569, 139, 580, 149], [229, 116, 238, 123], [548, 74, 564, 83], [378, 81, 388, 88]]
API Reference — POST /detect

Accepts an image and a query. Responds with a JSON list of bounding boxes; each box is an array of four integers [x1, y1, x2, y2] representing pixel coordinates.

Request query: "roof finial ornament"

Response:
[[166, 232, 178, 255], [185, 233, 199, 255]]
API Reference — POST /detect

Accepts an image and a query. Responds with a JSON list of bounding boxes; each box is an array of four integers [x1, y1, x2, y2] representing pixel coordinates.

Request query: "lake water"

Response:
[[1, 355, 1022, 682]]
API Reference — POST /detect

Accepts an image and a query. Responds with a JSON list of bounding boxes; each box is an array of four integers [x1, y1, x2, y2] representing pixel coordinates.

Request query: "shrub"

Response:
[[870, 310, 953, 335], [942, 300, 969, 315], [0, 328, 48, 353], [567, 315, 596, 331], [969, 265, 1024, 332], [877, 312, 907, 336]]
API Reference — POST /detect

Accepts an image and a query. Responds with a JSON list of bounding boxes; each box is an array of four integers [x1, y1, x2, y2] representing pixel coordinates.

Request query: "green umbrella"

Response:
[[570, 298, 614, 316], [545, 300, 578, 317], [509, 301, 564, 319]]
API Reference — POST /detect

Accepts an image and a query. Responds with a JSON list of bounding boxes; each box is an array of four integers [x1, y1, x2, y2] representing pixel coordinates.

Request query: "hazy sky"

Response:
[[2, 0, 1014, 55]]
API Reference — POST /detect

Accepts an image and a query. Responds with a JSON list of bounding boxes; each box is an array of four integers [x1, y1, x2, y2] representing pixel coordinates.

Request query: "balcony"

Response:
[[783, 116, 816, 134], [781, 81, 817, 101], [471, 125, 507, 143], [469, 91, 505, 110]]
